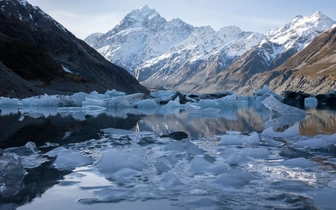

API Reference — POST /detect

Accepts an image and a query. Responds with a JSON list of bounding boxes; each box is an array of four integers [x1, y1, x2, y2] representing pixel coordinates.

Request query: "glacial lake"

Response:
[[1, 93, 336, 210]]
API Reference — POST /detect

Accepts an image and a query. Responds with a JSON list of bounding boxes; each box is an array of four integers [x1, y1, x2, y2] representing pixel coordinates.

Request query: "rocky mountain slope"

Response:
[[85, 6, 265, 85], [87, 8, 335, 94], [176, 11, 336, 94], [242, 26, 336, 95], [0, 0, 148, 98]]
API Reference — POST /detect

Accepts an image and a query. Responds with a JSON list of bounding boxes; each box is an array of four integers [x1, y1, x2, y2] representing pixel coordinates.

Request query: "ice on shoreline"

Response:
[[0, 86, 300, 123]]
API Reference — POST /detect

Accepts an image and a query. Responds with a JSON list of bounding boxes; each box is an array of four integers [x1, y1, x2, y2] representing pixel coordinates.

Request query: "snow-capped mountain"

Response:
[[186, 11, 336, 94], [86, 5, 194, 74], [86, 7, 335, 93], [140, 30, 265, 89], [85, 5, 264, 83], [256, 11, 336, 67]]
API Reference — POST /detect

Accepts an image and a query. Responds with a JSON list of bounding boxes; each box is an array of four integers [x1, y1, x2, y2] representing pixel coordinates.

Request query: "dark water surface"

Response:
[[1, 105, 336, 209], [1, 107, 336, 149]]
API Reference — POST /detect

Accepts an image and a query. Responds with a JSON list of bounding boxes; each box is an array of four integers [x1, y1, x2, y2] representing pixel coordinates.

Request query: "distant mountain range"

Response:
[[0, 0, 148, 98], [86, 6, 336, 94]]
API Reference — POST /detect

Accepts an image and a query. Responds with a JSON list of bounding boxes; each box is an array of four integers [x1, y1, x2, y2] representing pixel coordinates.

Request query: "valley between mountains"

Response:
[[86, 6, 336, 95]]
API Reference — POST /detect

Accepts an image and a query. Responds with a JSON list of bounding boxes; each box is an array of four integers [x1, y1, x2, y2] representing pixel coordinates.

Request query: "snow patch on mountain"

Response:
[[86, 6, 264, 82], [257, 11, 336, 65], [86, 7, 335, 91]]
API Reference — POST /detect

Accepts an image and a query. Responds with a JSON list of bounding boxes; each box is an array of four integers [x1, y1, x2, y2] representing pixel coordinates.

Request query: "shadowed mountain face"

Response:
[[0, 0, 149, 98]]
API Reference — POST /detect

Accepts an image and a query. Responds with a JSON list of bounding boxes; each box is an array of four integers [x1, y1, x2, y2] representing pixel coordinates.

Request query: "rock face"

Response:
[[0, 0, 148, 98], [241, 26, 336, 95], [187, 12, 336, 94], [86, 8, 335, 94], [85, 5, 265, 90]]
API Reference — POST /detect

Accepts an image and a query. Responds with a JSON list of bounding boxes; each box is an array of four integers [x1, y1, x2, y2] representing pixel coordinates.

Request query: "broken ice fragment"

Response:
[[262, 95, 306, 116], [0, 152, 25, 198]]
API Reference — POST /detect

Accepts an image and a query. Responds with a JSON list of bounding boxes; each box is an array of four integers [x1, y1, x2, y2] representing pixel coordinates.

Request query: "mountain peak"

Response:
[[128, 5, 158, 18], [140, 5, 151, 11], [310, 11, 332, 21]]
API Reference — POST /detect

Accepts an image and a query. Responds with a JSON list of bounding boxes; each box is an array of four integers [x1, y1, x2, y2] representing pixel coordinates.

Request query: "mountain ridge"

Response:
[[86, 6, 336, 94], [0, 0, 148, 98]]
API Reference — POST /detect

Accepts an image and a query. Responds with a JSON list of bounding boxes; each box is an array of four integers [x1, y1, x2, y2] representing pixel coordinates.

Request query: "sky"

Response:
[[27, 0, 336, 40]]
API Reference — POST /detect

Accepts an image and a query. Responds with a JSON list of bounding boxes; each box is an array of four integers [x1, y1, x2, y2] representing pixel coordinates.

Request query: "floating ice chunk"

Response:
[[0, 97, 18, 107], [105, 89, 126, 97], [196, 94, 238, 111], [156, 155, 178, 173], [248, 132, 260, 144], [45, 146, 70, 157], [253, 85, 271, 96], [135, 99, 157, 114], [0, 152, 25, 198], [150, 90, 175, 103], [280, 157, 315, 168], [5, 142, 47, 169], [262, 95, 306, 116], [198, 98, 219, 110], [53, 150, 94, 171], [253, 85, 283, 101], [261, 123, 300, 138], [211, 169, 257, 188], [106, 93, 143, 108], [225, 153, 249, 166], [304, 97, 318, 108], [218, 94, 238, 108], [156, 97, 181, 115], [239, 148, 269, 158], [189, 156, 227, 175], [295, 138, 330, 149], [160, 172, 184, 189], [107, 96, 130, 107], [124, 93, 144, 104], [22, 94, 61, 107], [71, 92, 87, 106], [220, 135, 244, 145], [156, 161, 171, 174], [95, 150, 148, 178]]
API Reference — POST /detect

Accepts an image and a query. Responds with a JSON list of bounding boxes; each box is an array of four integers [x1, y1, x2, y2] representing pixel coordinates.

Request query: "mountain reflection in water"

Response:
[[1, 106, 335, 149], [0, 105, 336, 209]]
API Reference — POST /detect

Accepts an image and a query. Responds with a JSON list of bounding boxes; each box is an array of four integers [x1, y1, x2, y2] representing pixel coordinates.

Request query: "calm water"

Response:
[[1, 105, 336, 209]]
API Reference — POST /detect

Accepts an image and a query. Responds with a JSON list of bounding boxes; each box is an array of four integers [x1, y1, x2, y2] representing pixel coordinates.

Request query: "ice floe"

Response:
[[1, 86, 336, 209]]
